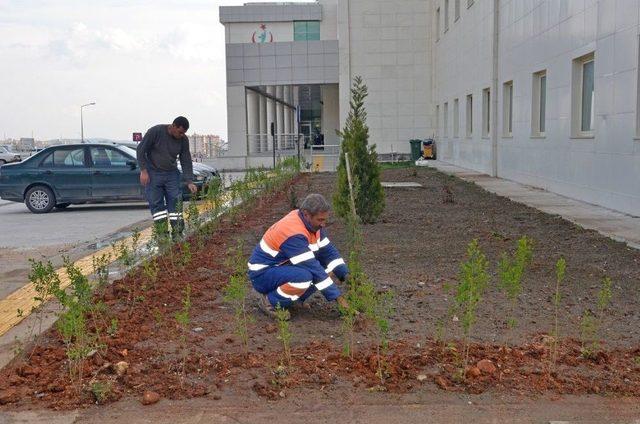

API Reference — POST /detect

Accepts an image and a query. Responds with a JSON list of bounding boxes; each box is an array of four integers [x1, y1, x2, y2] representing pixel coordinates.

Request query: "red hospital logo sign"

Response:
[[132, 132, 142, 142], [252, 24, 273, 43]]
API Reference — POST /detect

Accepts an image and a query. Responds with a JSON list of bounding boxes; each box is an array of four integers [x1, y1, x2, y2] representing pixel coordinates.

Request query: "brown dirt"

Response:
[[0, 168, 639, 411]]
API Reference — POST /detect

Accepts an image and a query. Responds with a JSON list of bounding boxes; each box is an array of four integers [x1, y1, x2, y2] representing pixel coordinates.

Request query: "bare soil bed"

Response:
[[0, 168, 639, 410]]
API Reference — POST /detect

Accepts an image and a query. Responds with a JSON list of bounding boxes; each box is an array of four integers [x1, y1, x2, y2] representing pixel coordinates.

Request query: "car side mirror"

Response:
[[126, 160, 137, 169]]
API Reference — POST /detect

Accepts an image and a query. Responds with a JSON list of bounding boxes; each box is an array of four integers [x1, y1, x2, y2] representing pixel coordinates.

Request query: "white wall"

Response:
[[433, 0, 494, 174], [226, 85, 247, 156], [322, 84, 340, 145], [319, 0, 339, 40], [226, 22, 294, 44], [338, 0, 433, 155], [433, 0, 640, 216]]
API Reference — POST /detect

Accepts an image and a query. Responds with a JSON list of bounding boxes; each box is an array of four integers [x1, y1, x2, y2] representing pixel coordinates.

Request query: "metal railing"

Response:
[[247, 133, 301, 154]]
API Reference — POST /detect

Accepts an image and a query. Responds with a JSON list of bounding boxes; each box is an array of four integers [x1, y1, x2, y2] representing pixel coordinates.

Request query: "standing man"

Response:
[[247, 193, 350, 317], [137, 116, 197, 240]]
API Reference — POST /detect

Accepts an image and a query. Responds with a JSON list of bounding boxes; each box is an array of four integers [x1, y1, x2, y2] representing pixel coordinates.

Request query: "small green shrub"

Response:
[[580, 276, 613, 358], [455, 239, 489, 375], [90, 380, 112, 404], [275, 305, 292, 366], [497, 236, 533, 345], [551, 257, 566, 368]]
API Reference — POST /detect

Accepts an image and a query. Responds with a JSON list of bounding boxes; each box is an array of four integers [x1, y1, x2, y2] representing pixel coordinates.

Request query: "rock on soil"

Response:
[[466, 367, 481, 378], [141, 391, 160, 405], [114, 361, 129, 377], [477, 359, 497, 375], [435, 376, 449, 390], [0, 388, 19, 405]]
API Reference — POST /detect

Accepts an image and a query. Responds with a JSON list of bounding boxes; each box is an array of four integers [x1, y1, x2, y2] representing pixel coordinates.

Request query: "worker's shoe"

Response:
[[257, 295, 290, 320]]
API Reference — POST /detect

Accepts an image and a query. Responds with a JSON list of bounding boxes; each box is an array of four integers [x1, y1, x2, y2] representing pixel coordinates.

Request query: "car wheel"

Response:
[[55, 203, 71, 210], [0, 160, 6, 165], [25, 185, 56, 214]]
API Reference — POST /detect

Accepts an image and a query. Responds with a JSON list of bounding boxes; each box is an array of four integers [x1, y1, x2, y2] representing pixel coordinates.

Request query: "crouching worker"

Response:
[[248, 193, 349, 317]]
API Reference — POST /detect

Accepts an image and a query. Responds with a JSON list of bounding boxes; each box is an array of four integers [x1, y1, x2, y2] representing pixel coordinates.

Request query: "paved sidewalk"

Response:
[[417, 160, 640, 250]]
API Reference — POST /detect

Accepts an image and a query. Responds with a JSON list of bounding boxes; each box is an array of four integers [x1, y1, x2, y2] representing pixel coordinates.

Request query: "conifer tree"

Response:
[[334, 76, 384, 223]]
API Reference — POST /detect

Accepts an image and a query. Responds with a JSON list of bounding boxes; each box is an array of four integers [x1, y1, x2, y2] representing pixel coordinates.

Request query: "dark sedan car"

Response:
[[0, 143, 216, 213]]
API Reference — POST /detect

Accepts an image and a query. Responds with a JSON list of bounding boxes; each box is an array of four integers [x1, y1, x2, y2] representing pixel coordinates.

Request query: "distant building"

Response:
[[19, 138, 35, 150], [188, 133, 226, 159]]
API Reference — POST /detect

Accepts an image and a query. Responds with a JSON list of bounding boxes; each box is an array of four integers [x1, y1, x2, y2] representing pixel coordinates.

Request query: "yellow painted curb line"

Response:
[[0, 196, 225, 338]]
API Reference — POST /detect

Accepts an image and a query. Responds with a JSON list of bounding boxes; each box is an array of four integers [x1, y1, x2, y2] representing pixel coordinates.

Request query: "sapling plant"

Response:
[[580, 276, 613, 358], [56, 257, 100, 389], [90, 380, 112, 404], [288, 186, 298, 210], [174, 284, 192, 382], [106, 318, 118, 337], [371, 289, 394, 384], [142, 258, 159, 288], [551, 257, 566, 369], [338, 249, 368, 358], [223, 243, 254, 355], [178, 241, 192, 270], [224, 273, 253, 355], [28, 259, 62, 338], [275, 305, 292, 366], [497, 236, 533, 346], [454, 239, 489, 376], [91, 253, 111, 289]]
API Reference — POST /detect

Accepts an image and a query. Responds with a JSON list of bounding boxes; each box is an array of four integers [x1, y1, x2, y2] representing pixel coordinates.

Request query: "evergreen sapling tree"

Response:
[[334, 76, 384, 224]]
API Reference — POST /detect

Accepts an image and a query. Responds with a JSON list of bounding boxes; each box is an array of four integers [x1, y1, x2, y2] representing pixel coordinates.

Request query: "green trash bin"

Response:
[[409, 139, 422, 161]]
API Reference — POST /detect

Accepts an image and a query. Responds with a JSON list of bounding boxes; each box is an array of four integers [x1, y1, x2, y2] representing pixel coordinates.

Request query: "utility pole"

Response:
[[80, 102, 96, 143]]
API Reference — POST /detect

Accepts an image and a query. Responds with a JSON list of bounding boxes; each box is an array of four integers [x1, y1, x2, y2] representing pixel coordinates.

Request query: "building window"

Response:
[[294, 21, 320, 41], [466, 94, 473, 137], [502, 81, 513, 137], [532, 70, 546, 136], [455, 0, 460, 20], [453, 98, 460, 137], [436, 104, 440, 137], [482, 88, 490, 137], [444, 102, 449, 137], [444, 0, 449, 31], [572, 52, 595, 137], [436, 7, 441, 40], [467, 0, 474, 8], [581, 60, 595, 132]]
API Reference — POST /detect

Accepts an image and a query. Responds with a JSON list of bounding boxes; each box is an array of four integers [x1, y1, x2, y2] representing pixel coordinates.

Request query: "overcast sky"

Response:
[[0, 0, 306, 141]]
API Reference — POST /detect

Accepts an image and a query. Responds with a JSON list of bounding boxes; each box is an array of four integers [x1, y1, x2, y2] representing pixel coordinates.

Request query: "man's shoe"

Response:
[[257, 295, 291, 320]]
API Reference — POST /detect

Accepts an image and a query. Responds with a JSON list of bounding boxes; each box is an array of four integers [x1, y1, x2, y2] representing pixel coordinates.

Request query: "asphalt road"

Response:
[[0, 198, 151, 298], [0, 199, 150, 248]]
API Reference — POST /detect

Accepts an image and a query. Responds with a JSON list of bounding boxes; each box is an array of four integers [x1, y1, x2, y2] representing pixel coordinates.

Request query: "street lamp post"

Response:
[[80, 102, 96, 143]]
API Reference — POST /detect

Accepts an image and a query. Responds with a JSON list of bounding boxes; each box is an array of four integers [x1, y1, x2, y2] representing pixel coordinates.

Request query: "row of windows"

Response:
[[435, 0, 474, 39], [435, 52, 596, 139]]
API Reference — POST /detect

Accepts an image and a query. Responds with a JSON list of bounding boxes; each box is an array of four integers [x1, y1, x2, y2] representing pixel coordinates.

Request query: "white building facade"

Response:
[[221, 0, 640, 216]]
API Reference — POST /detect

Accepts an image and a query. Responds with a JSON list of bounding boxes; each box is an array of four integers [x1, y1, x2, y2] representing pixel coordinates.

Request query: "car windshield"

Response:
[[0, 146, 7, 153]]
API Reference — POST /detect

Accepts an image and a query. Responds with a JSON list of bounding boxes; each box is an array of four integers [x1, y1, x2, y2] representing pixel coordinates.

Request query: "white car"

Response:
[[0, 146, 21, 165]]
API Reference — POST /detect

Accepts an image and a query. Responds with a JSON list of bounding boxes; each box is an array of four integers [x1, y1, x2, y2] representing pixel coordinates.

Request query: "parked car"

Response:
[[116, 142, 219, 177], [0, 146, 21, 165], [0, 143, 217, 213]]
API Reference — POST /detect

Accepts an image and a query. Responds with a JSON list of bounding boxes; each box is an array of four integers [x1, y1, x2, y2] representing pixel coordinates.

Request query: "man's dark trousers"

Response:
[[145, 168, 183, 238]]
